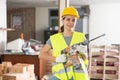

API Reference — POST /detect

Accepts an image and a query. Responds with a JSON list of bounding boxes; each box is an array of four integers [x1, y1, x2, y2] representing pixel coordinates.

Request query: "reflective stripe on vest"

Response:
[[73, 57, 89, 80], [50, 31, 85, 80], [52, 62, 71, 74], [53, 67, 71, 74]]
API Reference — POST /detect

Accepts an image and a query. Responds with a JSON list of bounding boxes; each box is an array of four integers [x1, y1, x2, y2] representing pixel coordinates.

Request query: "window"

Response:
[[49, 9, 58, 30]]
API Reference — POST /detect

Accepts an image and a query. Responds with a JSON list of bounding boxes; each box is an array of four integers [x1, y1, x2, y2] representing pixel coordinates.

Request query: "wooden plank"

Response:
[[90, 73, 103, 79], [104, 74, 118, 79], [106, 46, 119, 49], [92, 57, 104, 61], [106, 52, 119, 56], [91, 52, 104, 56], [90, 45, 105, 48], [106, 58, 118, 62], [105, 66, 118, 70], [91, 66, 103, 70]]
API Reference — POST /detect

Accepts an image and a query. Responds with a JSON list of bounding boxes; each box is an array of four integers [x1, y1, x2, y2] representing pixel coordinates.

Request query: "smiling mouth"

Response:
[[68, 25, 73, 28]]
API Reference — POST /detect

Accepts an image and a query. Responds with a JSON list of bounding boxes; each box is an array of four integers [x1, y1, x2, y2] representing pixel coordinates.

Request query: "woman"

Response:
[[39, 6, 89, 80]]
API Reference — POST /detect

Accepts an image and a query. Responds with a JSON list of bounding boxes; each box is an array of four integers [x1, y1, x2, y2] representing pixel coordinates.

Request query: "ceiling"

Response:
[[7, 0, 120, 8]]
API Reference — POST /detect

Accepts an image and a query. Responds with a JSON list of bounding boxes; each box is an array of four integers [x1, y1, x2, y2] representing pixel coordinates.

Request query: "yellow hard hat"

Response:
[[62, 6, 80, 19]]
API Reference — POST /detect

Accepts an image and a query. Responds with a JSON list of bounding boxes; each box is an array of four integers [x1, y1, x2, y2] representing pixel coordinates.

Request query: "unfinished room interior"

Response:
[[1, 0, 120, 80]]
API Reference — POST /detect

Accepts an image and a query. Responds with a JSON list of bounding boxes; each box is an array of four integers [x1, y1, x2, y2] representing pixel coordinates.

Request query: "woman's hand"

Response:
[[69, 53, 80, 65], [56, 54, 67, 62], [64, 61, 73, 68]]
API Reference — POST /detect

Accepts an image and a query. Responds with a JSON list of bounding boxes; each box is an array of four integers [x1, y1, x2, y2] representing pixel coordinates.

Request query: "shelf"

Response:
[[0, 28, 15, 31]]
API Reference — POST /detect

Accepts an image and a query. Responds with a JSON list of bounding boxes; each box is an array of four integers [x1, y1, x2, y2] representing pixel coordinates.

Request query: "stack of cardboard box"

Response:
[[0, 62, 36, 80]]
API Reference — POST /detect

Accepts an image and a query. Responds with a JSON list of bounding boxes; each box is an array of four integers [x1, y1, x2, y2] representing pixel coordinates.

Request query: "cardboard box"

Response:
[[15, 63, 34, 73], [2, 73, 28, 80], [9, 66, 27, 73], [2, 62, 12, 74], [0, 64, 3, 75], [2, 62, 12, 67], [0, 75, 2, 80]]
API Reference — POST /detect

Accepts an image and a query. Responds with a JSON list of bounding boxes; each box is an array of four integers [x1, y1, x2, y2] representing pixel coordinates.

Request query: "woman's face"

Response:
[[62, 15, 77, 31]]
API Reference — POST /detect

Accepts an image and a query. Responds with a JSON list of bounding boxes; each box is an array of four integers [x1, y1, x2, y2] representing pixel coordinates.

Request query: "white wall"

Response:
[[35, 7, 57, 43], [0, 0, 7, 52], [35, 7, 49, 42], [89, 3, 120, 45]]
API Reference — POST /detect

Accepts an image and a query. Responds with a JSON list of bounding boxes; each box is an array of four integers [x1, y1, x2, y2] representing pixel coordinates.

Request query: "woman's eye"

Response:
[[72, 19, 75, 22], [66, 18, 70, 21], [66, 18, 75, 22]]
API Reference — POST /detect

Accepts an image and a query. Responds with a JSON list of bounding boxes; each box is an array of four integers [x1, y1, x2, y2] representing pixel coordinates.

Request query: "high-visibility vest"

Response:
[[50, 31, 89, 80]]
